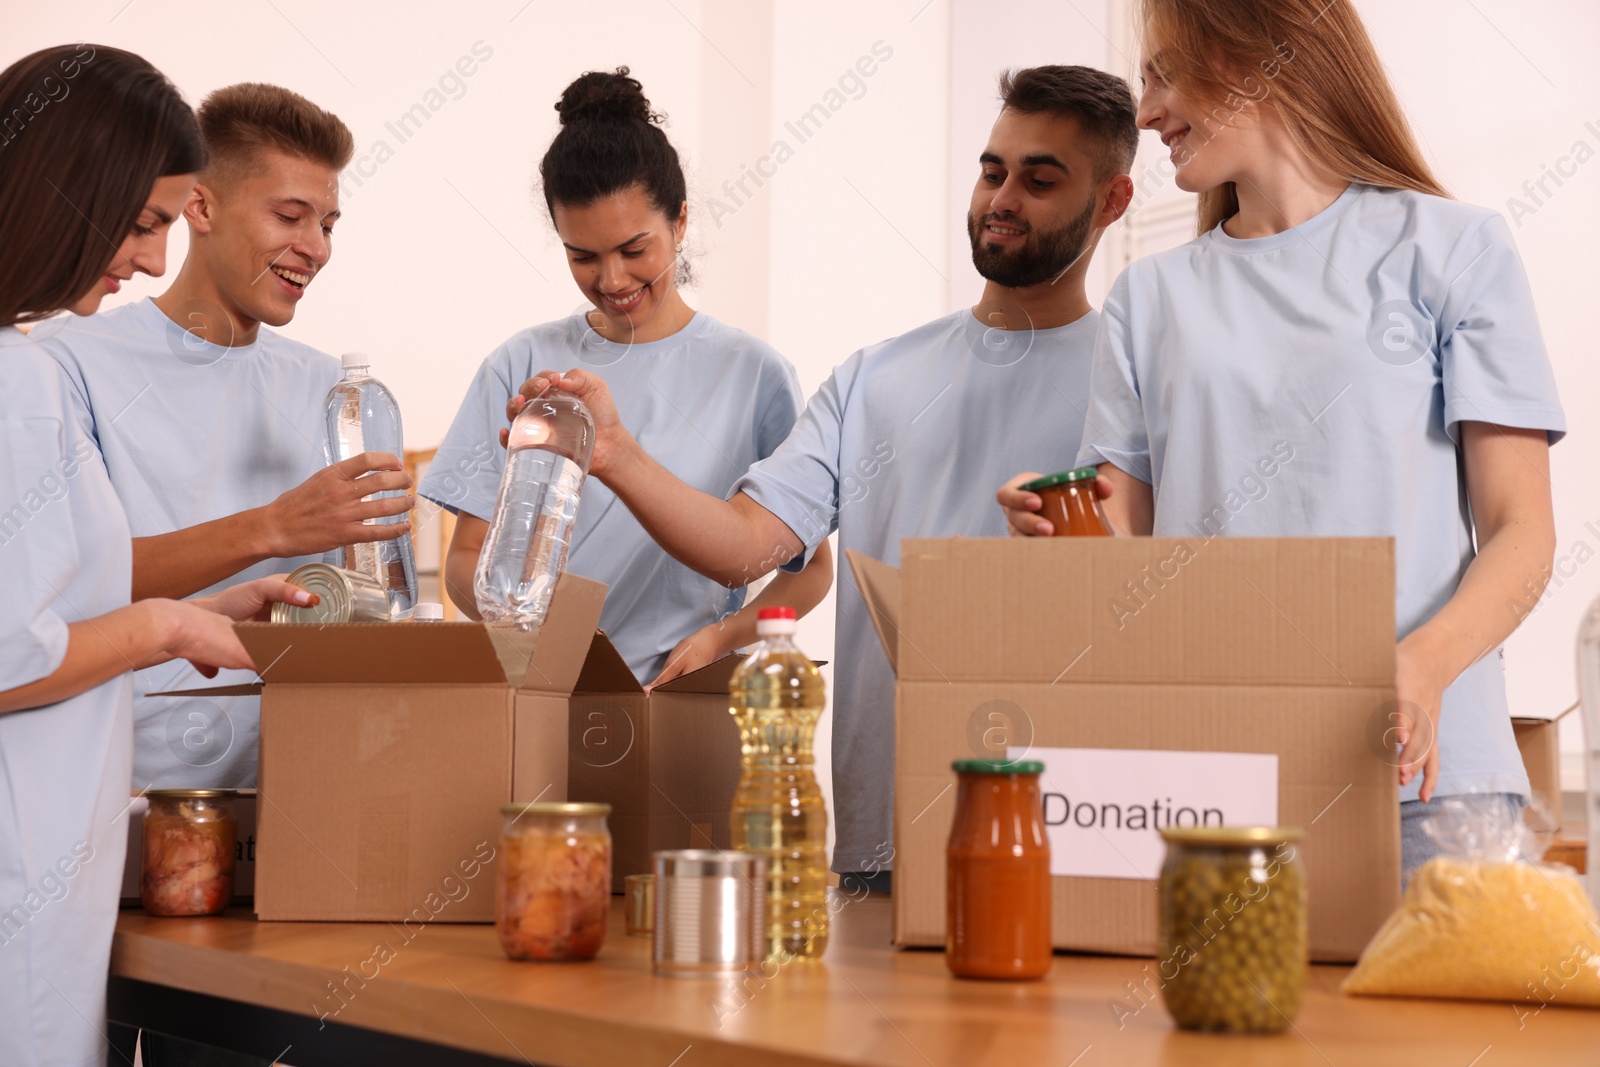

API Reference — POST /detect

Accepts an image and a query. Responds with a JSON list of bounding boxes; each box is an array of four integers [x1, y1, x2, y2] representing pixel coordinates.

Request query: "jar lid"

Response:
[[1159, 826, 1303, 846], [145, 788, 240, 799], [1018, 467, 1098, 492], [951, 758, 1045, 775], [500, 802, 612, 816]]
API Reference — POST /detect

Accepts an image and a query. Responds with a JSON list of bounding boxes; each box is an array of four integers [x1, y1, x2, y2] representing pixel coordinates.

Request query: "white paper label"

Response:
[[1009, 747, 1279, 881]]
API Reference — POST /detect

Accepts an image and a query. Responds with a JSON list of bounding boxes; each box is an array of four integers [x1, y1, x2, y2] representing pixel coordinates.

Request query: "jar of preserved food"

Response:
[[140, 789, 240, 917], [497, 802, 611, 961], [1158, 827, 1306, 1032], [946, 759, 1052, 979], [1018, 468, 1112, 537]]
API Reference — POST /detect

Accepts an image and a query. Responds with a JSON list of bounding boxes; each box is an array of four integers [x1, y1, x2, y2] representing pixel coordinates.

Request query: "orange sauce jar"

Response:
[[1019, 468, 1111, 536], [946, 759, 1052, 979]]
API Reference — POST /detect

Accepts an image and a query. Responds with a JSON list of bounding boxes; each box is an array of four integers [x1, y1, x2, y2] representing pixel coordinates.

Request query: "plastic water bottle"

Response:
[[474, 388, 594, 631], [324, 352, 418, 619], [1578, 594, 1600, 911], [729, 606, 829, 960]]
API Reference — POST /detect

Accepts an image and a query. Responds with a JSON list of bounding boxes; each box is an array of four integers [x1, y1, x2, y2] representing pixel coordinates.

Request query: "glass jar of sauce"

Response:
[[1157, 827, 1307, 1032], [141, 789, 240, 917], [945, 759, 1052, 979], [497, 802, 611, 961], [1019, 468, 1111, 536]]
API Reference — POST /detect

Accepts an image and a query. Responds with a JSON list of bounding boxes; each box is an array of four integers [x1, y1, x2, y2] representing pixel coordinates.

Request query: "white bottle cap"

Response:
[[413, 602, 444, 621], [341, 351, 371, 370]]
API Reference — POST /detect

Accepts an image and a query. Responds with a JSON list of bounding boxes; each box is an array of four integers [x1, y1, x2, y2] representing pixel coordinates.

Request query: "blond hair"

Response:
[[198, 82, 352, 185], [1138, 0, 1448, 233]]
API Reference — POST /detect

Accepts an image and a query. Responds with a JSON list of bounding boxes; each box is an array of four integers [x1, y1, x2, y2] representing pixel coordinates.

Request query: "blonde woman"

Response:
[[1000, 0, 1562, 879]]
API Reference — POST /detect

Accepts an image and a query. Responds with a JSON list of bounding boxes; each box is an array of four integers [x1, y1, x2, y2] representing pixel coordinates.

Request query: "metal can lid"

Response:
[[500, 802, 612, 817], [1018, 467, 1099, 493], [1159, 826, 1304, 846], [951, 758, 1045, 775], [145, 788, 241, 800], [654, 849, 765, 879]]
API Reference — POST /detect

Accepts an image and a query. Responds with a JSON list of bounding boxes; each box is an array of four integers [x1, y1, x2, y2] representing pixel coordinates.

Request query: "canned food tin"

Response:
[[653, 850, 766, 977], [270, 563, 391, 624], [625, 873, 655, 937]]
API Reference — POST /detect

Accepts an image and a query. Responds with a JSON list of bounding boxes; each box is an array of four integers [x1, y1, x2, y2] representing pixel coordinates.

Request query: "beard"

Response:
[[967, 194, 1098, 289]]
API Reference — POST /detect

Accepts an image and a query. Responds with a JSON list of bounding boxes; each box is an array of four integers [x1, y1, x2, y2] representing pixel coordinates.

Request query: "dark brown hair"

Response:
[[198, 82, 354, 186], [999, 65, 1141, 179], [0, 44, 205, 327], [539, 67, 687, 223]]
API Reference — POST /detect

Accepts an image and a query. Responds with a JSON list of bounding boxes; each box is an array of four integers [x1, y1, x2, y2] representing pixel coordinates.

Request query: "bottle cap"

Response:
[[755, 605, 797, 636], [413, 602, 444, 621], [340, 351, 371, 370], [1018, 468, 1098, 493]]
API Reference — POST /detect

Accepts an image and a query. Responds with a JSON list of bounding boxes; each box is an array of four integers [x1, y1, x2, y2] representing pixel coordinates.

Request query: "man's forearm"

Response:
[[132, 509, 275, 601], [603, 441, 799, 587]]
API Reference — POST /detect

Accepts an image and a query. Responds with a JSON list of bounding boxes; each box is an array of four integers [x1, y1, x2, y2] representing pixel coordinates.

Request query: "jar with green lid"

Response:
[[497, 802, 611, 961], [1017, 468, 1111, 537], [141, 789, 240, 917], [1157, 827, 1306, 1032]]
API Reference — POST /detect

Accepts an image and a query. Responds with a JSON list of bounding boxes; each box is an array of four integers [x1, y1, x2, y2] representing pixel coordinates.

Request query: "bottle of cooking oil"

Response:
[[729, 606, 828, 960]]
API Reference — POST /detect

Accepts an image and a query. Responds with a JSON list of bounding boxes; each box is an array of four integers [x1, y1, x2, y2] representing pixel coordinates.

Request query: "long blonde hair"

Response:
[[1138, 0, 1448, 233]]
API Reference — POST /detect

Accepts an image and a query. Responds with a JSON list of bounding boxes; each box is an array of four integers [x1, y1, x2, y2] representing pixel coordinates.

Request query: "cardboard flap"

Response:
[[574, 632, 644, 694], [515, 572, 608, 692], [844, 548, 903, 676], [151, 684, 264, 698], [236, 621, 511, 684], [896, 537, 1395, 686], [654, 653, 743, 695]]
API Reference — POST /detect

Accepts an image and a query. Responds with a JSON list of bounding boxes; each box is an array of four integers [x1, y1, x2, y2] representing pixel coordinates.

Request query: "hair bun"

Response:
[[556, 67, 657, 126]]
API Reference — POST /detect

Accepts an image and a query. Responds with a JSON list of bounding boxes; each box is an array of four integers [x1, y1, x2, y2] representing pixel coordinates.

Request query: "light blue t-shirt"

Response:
[[736, 309, 1099, 872], [41, 298, 341, 789], [0, 330, 134, 1067], [420, 311, 804, 684], [1078, 183, 1565, 802]]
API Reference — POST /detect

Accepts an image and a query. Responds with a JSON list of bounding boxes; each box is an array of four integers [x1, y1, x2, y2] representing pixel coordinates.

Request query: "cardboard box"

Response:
[[848, 537, 1401, 964], [568, 638, 745, 891], [120, 791, 257, 907], [231, 573, 605, 922], [1512, 705, 1576, 833]]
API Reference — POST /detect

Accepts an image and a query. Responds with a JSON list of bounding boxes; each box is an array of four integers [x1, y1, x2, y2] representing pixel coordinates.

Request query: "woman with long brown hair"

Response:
[[1002, 0, 1563, 880], [0, 46, 312, 1066]]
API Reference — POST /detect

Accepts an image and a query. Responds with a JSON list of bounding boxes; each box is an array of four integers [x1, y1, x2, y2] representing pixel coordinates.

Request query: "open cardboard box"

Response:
[[847, 537, 1401, 963], [1512, 703, 1578, 833], [175, 572, 606, 922]]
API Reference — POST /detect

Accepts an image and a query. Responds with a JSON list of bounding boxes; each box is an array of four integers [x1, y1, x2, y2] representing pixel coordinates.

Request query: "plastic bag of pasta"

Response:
[[1343, 796, 1600, 1009]]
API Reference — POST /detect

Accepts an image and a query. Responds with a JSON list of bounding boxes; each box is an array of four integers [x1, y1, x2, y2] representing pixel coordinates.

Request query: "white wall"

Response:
[[10, 0, 1596, 818]]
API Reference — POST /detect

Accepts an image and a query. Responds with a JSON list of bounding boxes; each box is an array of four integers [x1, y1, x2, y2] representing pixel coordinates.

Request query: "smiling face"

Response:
[[1136, 53, 1262, 194], [967, 109, 1105, 289], [196, 147, 341, 328], [553, 185, 686, 335], [69, 173, 197, 316]]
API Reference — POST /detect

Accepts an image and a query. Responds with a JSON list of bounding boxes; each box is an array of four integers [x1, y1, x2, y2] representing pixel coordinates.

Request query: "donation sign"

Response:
[[1009, 747, 1278, 880]]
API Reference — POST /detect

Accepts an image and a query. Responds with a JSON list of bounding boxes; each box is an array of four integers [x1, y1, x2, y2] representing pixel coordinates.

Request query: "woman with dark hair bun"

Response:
[[0, 46, 311, 1065], [425, 68, 832, 686]]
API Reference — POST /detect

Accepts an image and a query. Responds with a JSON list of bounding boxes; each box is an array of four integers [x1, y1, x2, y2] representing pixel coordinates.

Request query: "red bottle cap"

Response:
[[757, 606, 797, 621]]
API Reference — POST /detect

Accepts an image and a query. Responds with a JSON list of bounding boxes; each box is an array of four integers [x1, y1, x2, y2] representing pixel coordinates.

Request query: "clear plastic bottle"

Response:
[[324, 352, 418, 619], [1578, 594, 1600, 913], [729, 606, 829, 960], [474, 388, 594, 632]]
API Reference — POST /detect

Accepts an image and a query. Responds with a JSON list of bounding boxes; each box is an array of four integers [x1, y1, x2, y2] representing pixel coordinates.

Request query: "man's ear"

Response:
[[184, 181, 217, 235], [1100, 173, 1135, 228]]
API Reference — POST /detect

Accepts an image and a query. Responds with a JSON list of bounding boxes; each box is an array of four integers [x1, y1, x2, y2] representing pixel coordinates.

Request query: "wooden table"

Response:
[[111, 894, 1595, 1066]]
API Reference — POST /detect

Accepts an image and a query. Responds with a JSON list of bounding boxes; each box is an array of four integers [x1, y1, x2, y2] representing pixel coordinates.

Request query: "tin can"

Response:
[[652, 850, 766, 977], [625, 873, 655, 937], [270, 563, 391, 624]]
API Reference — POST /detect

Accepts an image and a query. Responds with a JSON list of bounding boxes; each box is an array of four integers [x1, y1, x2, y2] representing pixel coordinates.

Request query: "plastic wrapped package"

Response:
[[1343, 797, 1600, 1008]]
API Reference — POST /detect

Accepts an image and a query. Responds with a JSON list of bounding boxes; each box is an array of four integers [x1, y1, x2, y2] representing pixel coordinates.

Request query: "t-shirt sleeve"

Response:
[[1075, 272, 1154, 483], [734, 359, 854, 573], [0, 417, 75, 690], [417, 349, 515, 521], [1437, 213, 1565, 444], [753, 352, 806, 459]]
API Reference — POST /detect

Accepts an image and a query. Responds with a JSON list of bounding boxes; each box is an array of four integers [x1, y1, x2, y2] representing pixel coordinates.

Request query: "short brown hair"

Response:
[[0, 45, 204, 326], [999, 66, 1139, 179], [197, 82, 353, 185]]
